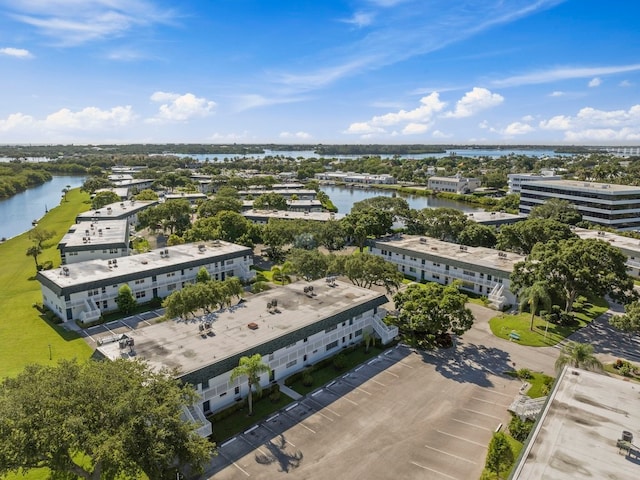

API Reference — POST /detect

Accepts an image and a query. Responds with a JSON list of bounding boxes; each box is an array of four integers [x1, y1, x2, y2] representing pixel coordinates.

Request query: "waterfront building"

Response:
[[369, 235, 524, 309], [241, 199, 323, 213], [75, 199, 158, 226], [427, 175, 481, 194], [242, 209, 345, 224], [58, 220, 129, 265], [96, 279, 396, 431], [314, 172, 396, 184], [519, 180, 640, 230], [238, 189, 318, 200], [37, 240, 253, 323], [163, 192, 208, 205], [507, 171, 562, 194]]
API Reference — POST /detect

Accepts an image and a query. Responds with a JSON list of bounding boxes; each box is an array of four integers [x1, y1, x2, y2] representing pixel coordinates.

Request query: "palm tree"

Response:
[[519, 281, 552, 331], [230, 354, 271, 415], [26, 245, 42, 271], [554, 342, 603, 373]]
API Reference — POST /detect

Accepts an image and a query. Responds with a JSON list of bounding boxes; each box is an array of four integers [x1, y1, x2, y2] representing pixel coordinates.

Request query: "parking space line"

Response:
[[395, 361, 414, 369], [355, 386, 372, 395], [451, 418, 492, 431], [313, 409, 335, 422], [410, 461, 458, 479], [219, 451, 250, 477], [120, 320, 134, 330], [262, 423, 296, 448], [436, 430, 486, 447], [471, 396, 510, 408], [307, 398, 341, 417], [298, 422, 316, 434], [463, 408, 503, 421], [480, 389, 513, 398], [370, 378, 386, 387], [339, 395, 358, 406], [424, 444, 477, 464], [382, 369, 399, 378]]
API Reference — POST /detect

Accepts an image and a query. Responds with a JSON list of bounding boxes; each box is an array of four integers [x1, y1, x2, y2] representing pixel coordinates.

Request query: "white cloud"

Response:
[[620, 80, 634, 87], [493, 63, 640, 87], [233, 94, 305, 112], [3, 0, 175, 46], [549, 91, 565, 97], [503, 122, 534, 135], [444, 87, 503, 118], [521, 115, 534, 122], [345, 92, 445, 135], [588, 77, 601, 87], [280, 131, 312, 139], [340, 11, 375, 27], [149, 92, 216, 122], [45, 106, 134, 130], [0, 112, 35, 131], [402, 123, 429, 135], [0, 47, 32, 58], [539, 104, 640, 142], [432, 129, 452, 139]]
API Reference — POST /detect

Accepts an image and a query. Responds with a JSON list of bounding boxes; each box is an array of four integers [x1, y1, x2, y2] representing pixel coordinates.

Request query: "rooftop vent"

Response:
[[326, 276, 337, 286], [419, 237, 427, 243], [247, 322, 259, 330], [459, 245, 468, 251], [198, 244, 206, 252], [498, 252, 508, 258], [164, 248, 169, 256], [62, 266, 70, 276]]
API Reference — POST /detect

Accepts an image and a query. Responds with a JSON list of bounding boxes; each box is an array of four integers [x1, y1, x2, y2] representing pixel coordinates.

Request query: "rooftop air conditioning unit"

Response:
[[164, 248, 169, 256]]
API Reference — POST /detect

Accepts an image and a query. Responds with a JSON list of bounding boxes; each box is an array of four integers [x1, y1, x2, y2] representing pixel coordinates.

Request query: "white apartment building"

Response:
[[370, 235, 525, 309], [96, 279, 396, 431], [37, 240, 254, 323], [314, 172, 396, 184], [427, 175, 481, 194], [573, 227, 640, 277], [507, 171, 562, 194], [520, 180, 640, 230], [242, 209, 345, 224], [76, 199, 158, 226], [58, 220, 129, 265], [238, 189, 318, 200], [240, 199, 323, 213]]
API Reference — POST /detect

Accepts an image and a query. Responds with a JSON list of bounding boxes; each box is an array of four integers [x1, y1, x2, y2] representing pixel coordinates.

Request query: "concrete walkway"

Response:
[[277, 381, 302, 400]]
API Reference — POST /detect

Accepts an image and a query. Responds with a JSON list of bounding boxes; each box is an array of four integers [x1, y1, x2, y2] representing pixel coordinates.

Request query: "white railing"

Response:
[[371, 315, 398, 345], [182, 404, 212, 438]]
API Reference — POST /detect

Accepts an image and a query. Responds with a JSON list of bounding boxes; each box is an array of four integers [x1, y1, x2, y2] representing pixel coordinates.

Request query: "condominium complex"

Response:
[[574, 227, 640, 277], [507, 171, 562, 194], [58, 220, 129, 265], [96, 279, 396, 430], [242, 209, 345, 224], [427, 175, 481, 194], [37, 240, 253, 323], [75, 199, 158, 225], [314, 172, 396, 184], [520, 180, 640, 230], [369, 235, 524, 309]]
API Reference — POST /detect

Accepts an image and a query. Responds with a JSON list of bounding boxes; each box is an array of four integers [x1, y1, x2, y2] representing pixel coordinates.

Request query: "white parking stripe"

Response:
[[471, 396, 510, 407], [436, 430, 487, 447], [382, 369, 399, 378], [478, 388, 513, 398], [297, 422, 316, 434], [410, 461, 458, 479], [370, 378, 386, 387], [355, 386, 372, 395], [424, 444, 477, 464], [463, 408, 503, 420], [451, 418, 492, 431]]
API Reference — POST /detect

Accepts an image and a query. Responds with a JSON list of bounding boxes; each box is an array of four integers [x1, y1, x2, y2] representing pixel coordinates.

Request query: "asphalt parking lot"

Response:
[[202, 344, 522, 480]]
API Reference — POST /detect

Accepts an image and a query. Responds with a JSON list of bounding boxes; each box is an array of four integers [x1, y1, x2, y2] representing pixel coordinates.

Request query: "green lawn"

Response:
[[208, 392, 294, 443], [287, 344, 388, 396], [489, 296, 608, 347], [0, 188, 93, 379], [525, 372, 555, 398]]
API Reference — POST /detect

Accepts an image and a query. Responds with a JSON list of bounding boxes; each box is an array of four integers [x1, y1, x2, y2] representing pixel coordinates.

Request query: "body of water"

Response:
[[319, 184, 480, 214], [0, 175, 85, 240], [176, 148, 571, 162]]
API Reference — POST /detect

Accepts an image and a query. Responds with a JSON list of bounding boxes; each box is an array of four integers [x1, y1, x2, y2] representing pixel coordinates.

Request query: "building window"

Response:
[[135, 291, 146, 299], [234, 386, 240, 395], [286, 360, 297, 368], [202, 379, 209, 390], [219, 392, 227, 398], [102, 301, 107, 309], [325, 324, 337, 333], [326, 340, 339, 351], [167, 284, 176, 291], [355, 329, 362, 337], [135, 279, 145, 285], [203, 400, 210, 413]]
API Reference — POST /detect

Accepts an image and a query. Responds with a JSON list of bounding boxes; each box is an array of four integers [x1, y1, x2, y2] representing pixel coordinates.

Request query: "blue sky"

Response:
[[0, 0, 639, 145]]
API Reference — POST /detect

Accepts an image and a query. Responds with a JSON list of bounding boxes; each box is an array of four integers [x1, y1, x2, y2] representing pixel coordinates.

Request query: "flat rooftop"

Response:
[[59, 220, 128, 248], [39, 240, 251, 290], [76, 200, 157, 222], [97, 279, 386, 376], [374, 235, 525, 273], [512, 368, 640, 480], [242, 210, 345, 222], [466, 211, 526, 224], [574, 227, 640, 255], [525, 179, 640, 194]]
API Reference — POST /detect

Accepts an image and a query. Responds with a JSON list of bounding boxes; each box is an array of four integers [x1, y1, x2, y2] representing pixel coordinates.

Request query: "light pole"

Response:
[[48, 344, 52, 360]]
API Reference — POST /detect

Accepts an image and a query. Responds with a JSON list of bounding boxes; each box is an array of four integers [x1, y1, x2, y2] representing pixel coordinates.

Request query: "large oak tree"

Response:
[[0, 359, 212, 480]]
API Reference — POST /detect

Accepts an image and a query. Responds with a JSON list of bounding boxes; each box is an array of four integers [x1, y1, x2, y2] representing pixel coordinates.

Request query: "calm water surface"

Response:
[[0, 175, 85, 240]]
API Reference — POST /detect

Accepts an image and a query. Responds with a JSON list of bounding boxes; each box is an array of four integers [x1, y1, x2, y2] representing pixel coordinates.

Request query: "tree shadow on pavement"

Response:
[[415, 341, 514, 387], [255, 434, 303, 473]]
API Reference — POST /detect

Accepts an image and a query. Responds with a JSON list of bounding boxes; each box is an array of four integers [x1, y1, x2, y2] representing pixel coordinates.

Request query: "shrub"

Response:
[[269, 384, 281, 403], [302, 372, 314, 386], [619, 363, 632, 377], [251, 281, 270, 294], [509, 415, 535, 442], [333, 353, 347, 371], [615, 359, 624, 369], [42, 260, 54, 270], [517, 368, 533, 380]]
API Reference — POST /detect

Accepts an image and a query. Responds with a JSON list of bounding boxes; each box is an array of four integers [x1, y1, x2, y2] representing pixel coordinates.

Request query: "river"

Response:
[[319, 184, 480, 214], [0, 175, 85, 240]]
